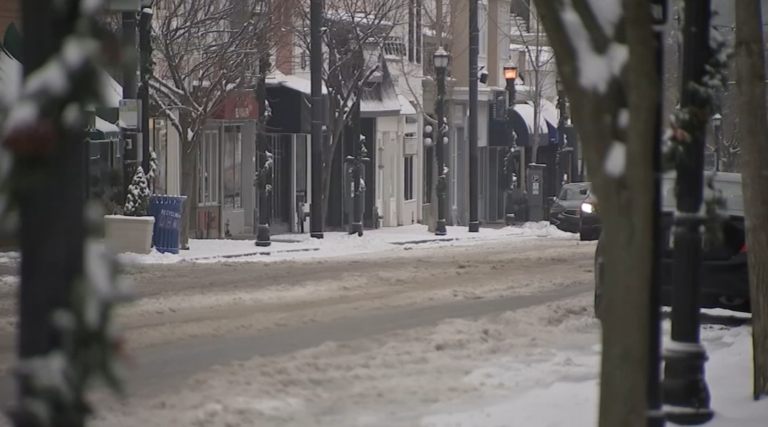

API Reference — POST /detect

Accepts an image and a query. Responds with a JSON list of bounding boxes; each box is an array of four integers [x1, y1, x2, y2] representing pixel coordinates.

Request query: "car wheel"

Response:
[[594, 236, 605, 320], [580, 229, 591, 241]]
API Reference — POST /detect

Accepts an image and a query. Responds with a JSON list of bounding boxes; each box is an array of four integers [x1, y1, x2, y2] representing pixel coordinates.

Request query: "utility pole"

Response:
[[122, 11, 139, 199], [14, 0, 86, 425], [661, 0, 714, 423], [648, 1, 667, 426], [310, 0, 324, 238], [467, 0, 480, 232], [139, 2, 153, 175]]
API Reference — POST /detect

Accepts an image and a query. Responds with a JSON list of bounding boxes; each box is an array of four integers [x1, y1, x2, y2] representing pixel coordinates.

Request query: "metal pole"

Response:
[[468, 0, 480, 232], [139, 5, 152, 175], [256, 54, 272, 247], [435, 66, 448, 236], [661, 0, 714, 422], [122, 11, 138, 201], [15, 1, 86, 425], [309, 0, 324, 239], [349, 99, 365, 236], [648, 2, 667, 426]]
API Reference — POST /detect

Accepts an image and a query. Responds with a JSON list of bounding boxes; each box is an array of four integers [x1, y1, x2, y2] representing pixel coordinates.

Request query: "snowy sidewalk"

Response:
[[421, 312, 764, 427], [115, 222, 576, 265]]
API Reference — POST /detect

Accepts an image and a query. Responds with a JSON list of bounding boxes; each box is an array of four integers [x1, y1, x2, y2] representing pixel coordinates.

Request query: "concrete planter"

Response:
[[104, 215, 155, 254]]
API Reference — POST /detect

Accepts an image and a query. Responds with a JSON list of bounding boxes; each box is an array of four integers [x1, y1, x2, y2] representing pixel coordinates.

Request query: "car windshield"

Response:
[[661, 177, 743, 212], [558, 184, 590, 201]]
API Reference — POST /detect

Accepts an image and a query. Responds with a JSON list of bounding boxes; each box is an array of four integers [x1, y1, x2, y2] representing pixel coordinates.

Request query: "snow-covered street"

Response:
[[0, 229, 765, 426]]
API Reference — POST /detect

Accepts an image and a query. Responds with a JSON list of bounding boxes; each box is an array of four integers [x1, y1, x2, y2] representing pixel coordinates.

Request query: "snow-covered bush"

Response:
[[123, 167, 151, 216]]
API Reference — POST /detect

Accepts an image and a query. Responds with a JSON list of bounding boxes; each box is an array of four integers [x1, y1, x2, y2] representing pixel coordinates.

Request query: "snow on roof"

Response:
[[267, 72, 327, 95], [95, 116, 120, 134], [99, 69, 123, 108], [398, 95, 416, 116]]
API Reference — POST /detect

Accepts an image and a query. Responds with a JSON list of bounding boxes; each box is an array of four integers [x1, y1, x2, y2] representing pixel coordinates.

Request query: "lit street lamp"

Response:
[[712, 113, 722, 171], [434, 47, 450, 236], [503, 63, 518, 225]]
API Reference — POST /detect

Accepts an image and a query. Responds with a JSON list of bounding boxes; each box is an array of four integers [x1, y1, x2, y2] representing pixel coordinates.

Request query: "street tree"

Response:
[[734, 0, 768, 399], [294, 0, 408, 221], [531, 1, 658, 426], [508, 5, 557, 164], [150, 0, 276, 247]]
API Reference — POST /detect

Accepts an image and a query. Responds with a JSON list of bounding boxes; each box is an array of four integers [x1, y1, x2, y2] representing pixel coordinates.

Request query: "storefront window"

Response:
[[223, 126, 243, 210], [198, 130, 219, 206]]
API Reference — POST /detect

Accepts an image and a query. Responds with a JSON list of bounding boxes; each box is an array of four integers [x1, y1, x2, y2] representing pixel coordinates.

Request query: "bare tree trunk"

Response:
[[180, 143, 197, 249], [531, 1, 657, 426], [735, 0, 768, 400]]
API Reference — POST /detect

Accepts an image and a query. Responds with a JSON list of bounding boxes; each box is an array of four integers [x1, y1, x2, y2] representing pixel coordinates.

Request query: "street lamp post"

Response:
[[555, 77, 568, 194], [661, 0, 714, 423], [503, 64, 518, 226], [468, 0, 480, 233], [309, 0, 324, 239], [712, 113, 722, 171], [434, 47, 450, 236]]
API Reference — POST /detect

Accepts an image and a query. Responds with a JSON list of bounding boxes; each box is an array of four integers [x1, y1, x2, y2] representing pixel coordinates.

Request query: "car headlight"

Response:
[[581, 202, 594, 214]]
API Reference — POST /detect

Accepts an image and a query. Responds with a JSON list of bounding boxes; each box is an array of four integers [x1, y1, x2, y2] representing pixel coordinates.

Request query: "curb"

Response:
[[184, 247, 320, 261]]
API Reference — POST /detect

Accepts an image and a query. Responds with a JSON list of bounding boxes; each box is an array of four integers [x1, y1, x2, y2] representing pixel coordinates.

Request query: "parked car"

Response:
[[549, 182, 591, 233], [594, 172, 749, 318], [579, 190, 601, 241]]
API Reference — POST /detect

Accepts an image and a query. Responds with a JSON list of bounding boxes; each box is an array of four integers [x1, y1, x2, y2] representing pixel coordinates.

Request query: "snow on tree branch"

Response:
[[559, 0, 628, 94]]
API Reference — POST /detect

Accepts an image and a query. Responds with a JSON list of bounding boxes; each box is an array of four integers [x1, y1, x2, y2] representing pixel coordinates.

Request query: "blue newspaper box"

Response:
[[149, 195, 186, 254]]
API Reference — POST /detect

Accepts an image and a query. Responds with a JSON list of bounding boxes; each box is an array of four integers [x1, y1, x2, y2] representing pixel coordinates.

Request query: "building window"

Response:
[[404, 155, 415, 201], [198, 130, 219, 206], [223, 126, 243, 210]]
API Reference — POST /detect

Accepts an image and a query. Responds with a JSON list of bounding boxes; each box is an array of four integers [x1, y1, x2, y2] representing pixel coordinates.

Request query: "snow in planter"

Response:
[[124, 167, 151, 216]]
